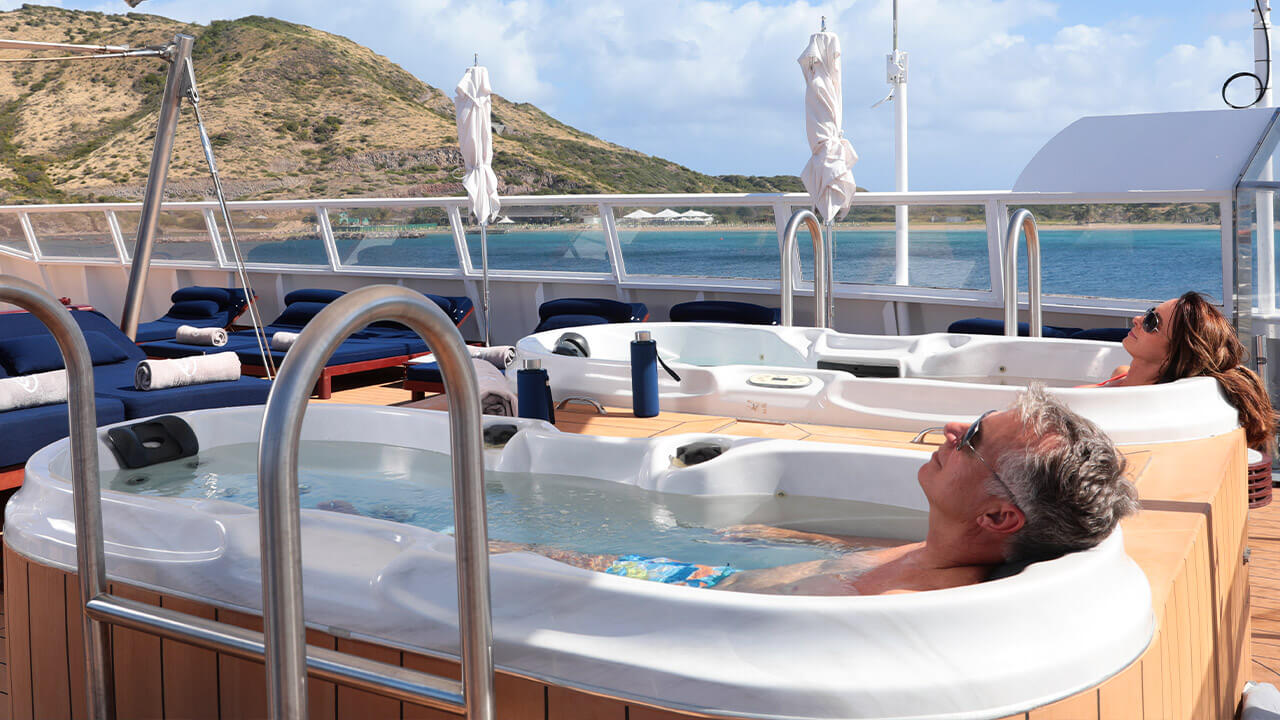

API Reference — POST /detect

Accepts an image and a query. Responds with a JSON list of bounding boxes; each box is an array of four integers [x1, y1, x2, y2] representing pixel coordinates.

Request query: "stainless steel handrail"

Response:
[[0, 277, 115, 719], [781, 208, 829, 327], [257, 285, 494, 720], [1002, 208, 1042, 338]]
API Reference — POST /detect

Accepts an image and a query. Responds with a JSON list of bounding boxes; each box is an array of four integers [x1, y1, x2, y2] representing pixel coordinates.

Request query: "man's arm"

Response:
[[717, 524, 907, 550]]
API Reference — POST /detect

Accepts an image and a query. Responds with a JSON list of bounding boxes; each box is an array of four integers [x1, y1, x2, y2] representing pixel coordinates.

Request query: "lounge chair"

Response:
[[669, 300, 781, 325], [0, 309, 270, 476], [142, 289, 475, 398], [533, 297, 649, 333], [946, 318, 1126, 341], [133, 286, 250, 342]]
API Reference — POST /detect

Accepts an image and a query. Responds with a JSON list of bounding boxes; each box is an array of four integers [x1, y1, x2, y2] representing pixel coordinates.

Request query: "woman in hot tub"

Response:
[[493, 386, 1139, 595], [1096, 291, 1275, 451]]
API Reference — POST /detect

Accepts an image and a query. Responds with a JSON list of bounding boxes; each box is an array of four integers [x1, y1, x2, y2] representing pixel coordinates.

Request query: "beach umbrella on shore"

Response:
[[798, 23, 858, 326], [456, 63, 501, 344]]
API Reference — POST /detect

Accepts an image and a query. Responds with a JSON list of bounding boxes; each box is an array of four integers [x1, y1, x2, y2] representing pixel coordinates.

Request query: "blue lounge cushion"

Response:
[[405, 361, 442, 385], [171, 286, 232, 305], [0, 397, 127, 468], [92, 364, 270, 419], [240, 337, 411, 368], [284, 288, 345, 305], [0, 330, 130, 375], [273, 302, 331, 329], [167, 299, 221, 320], [539, 298, 636, 324], [1070, 327, 1130, 342], [534, 314, 614, 333], [947, 318, 1081, 339], [669, 300, 780, 326]]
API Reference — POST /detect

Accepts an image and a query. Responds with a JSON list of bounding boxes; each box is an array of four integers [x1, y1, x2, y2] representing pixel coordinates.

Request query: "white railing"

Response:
[[0, 189, 1234, 316]]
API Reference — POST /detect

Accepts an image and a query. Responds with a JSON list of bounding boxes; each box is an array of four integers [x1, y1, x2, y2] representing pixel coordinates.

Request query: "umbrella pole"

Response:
[[825, 222, 836, 328], [481, 223, 491, 346]]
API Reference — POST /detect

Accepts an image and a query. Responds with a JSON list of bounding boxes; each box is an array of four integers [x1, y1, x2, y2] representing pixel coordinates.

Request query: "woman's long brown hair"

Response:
[[1159, 291, 1277, 452]]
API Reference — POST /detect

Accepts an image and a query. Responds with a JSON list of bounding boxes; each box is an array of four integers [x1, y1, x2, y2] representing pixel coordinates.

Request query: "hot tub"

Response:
[[7, 403, 1154, 719], [516, 323, 1238, 444]]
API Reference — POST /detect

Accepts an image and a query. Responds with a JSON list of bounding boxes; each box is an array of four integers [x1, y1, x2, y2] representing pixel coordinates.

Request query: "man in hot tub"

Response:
[[494, 385, 1140, 595]]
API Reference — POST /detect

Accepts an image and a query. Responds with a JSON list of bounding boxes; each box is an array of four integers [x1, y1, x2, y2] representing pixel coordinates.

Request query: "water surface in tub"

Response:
[[107, 441, 926, 571]]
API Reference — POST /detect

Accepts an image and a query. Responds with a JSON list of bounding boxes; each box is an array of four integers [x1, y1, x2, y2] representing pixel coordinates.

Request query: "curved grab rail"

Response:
[[0, 277, 115, 718], [257, 285, 494, 720], [1003, 208, 1042, 338], [781, 208, 829, 327]]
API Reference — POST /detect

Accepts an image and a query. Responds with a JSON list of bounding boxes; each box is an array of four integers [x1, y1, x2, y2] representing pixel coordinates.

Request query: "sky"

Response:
[[0, 0, 1264, 191]]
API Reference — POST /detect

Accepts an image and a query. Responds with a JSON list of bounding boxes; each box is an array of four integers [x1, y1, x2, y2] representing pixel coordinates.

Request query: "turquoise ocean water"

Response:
[[38, 225, 1218, 303]]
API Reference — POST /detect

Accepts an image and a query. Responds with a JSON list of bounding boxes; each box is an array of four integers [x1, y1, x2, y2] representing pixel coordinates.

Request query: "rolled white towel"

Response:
[[472, 357, 515, 416], [270, 331, 300, 352], [134, 352, 241, 391], [409, 345, 517, 372], [471, 344, 517, 370], [0, 370, 68, 411], [175, 324, 228, 347]]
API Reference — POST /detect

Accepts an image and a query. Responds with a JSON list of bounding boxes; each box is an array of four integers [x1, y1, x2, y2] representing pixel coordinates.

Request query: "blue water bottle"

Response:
[[631, 330, 660, 418], [517, 358, 554, 422]]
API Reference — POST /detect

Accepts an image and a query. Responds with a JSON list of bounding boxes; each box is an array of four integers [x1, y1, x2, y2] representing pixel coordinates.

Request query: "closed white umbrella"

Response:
[[798, 25, 857, 325], [798, 29, 858, 223], [456, 64, 501, 344]]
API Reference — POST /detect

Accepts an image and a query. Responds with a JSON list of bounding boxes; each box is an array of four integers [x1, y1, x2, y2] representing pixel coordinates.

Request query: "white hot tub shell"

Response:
[[8, 404, 1154, 720], [513, 323, 1239, 444]]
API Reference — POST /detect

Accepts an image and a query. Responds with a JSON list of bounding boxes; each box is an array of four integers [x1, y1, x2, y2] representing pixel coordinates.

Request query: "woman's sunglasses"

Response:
[[1141, 307, 1161, 334]]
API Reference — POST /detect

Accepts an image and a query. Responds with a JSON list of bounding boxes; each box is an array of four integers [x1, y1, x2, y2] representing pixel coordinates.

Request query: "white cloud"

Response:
[[13, 0, 1260, 189]]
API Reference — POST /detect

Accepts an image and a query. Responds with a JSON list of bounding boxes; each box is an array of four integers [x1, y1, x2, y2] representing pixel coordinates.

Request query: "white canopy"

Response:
[[455, 66, 500, 225], [622, 209, 656, 219], [680, 210, 713, 217], [653, 208, 682, 218], [798, 31, 858, 223], [1013, 107, 1278, 194], [496, 215, 515, 224]]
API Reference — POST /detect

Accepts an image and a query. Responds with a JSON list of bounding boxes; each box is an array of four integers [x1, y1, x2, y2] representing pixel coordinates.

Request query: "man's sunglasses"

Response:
[[1141, 307, 1161, 334], [961, 410, 1022, 512]]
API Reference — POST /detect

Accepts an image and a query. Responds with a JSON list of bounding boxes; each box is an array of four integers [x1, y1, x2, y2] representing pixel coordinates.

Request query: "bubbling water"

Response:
[[108, 441, 927, 571]]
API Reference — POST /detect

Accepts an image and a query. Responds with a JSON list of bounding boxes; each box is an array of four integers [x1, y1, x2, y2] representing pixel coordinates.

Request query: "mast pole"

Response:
[[120, 33, 194, 339], [890, 0, 909, 287], [1256, 1, 1276, 314]]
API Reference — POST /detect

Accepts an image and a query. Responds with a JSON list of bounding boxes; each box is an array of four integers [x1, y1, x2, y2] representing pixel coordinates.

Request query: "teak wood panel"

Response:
[[0, 427, 1252, 720]]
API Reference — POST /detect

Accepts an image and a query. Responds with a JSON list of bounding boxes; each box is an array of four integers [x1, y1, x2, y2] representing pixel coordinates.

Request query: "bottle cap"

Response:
[[635, 330, 652, 342], [523, 358, 542, 370]]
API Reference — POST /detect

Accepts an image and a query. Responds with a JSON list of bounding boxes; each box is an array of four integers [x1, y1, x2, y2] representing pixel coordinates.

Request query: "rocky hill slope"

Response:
[[0, 5, 803, 204]]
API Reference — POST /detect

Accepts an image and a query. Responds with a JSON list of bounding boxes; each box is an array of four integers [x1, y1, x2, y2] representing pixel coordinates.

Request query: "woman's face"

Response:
[[1122, 297, 1176, 364]]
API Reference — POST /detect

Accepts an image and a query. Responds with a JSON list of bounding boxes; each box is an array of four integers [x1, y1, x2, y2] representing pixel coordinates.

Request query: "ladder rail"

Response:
[[1003, 208, 1042, 338]]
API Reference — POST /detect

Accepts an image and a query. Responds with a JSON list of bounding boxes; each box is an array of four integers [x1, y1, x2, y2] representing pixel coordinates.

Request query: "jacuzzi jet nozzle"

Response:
[[483, 423, 520, 448]]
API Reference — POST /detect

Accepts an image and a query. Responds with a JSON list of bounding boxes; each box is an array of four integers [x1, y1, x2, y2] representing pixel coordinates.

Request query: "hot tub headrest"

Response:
[[106, 415, 199, 469], [483, 423, 520, 447], [673, 440, 728, 467], [552, 332, 591, 358]]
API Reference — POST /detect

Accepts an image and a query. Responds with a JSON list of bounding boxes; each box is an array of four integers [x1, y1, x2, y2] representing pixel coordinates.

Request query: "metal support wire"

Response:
[[0, 48, 167, 63], [184, 62, 275, 377]]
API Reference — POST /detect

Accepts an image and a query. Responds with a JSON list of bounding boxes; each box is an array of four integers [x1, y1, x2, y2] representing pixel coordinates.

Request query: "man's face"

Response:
[[917, 409, 1025, 522]]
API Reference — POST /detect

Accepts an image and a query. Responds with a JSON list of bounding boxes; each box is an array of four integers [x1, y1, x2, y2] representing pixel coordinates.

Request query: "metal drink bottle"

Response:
[[631, 330, 660, 418], [517, 358, 554, 422]]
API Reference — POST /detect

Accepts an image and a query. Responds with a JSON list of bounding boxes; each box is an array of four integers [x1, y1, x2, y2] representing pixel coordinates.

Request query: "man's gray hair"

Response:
[[994, 385, 1139, 563]]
